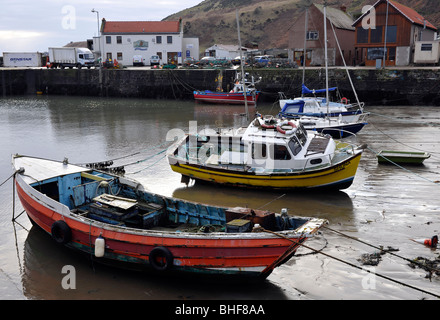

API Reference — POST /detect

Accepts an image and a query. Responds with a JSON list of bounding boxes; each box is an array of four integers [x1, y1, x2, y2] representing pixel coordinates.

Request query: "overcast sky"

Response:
[[1, 0, 202, 53]]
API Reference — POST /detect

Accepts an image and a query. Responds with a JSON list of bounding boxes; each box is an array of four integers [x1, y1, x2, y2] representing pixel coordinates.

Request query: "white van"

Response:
[[133, 55, 144, 66]]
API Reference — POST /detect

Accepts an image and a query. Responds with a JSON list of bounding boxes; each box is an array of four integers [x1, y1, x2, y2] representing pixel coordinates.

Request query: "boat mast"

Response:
[[302, 7, 308, 97], [323, 2, 329, 111], [323, 0, 331, 125], [382, 0, 389, 69], [236, 9, 249, 122]]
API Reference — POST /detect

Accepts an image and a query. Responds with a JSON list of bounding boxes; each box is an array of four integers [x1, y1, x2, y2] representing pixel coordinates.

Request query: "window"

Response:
[[388, 47, 396, 60], [296, 124, 308, 145], [386, 26, 397, 43], [288, 138, 302, 156], [156, 36, 162, 44], [357, 27, 368, 43], [106, 52, 112, 60], [116, 36, 122, 44], [117, 52, 123, 60], [272, 145, 291, 160], [106, 36, 111, 44], [370, 26, 382, 43], [167, 36, 173, 44], [306, 31, 318, 40], [421, 43, 433, 51], [252, 144, 267, 159], [367, 47, 386, 60]]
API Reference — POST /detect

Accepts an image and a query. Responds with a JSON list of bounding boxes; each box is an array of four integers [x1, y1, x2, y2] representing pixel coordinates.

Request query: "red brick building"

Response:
[[288, 4, 355, 66]]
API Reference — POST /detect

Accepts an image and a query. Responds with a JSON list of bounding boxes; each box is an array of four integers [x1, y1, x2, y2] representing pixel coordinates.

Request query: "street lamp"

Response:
[[91, 8, 103, 75], [91, 9, 99, 36]]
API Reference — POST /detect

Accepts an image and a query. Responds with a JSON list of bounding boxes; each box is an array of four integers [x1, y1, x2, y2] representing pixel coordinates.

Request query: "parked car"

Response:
[[150, 55, 160, 66], [199, 56, 216, 64], [231, 56, 245, 65], [254, 55, 270, 63], [133, 55, 144, 66]]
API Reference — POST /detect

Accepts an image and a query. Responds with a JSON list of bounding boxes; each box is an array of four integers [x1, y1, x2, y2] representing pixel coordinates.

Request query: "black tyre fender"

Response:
[[51, 220, 72, 244], [149, 246, 173, 271]]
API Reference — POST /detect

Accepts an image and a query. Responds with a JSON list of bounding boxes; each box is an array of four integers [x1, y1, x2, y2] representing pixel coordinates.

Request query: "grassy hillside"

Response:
[[164, 0, 440, 53]]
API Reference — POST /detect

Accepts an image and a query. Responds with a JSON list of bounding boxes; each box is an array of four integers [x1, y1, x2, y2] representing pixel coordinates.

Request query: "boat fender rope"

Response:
[[51, 220, 72, 245], [149, 246, 174, 271], [276, 121, 297, 135]]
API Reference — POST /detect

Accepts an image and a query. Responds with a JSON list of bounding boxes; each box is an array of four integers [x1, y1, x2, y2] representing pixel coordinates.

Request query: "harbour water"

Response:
[[0, 95, 439, 300]]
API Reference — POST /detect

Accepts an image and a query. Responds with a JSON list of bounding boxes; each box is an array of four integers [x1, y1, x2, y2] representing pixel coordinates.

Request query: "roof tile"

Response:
[[103, 21, 180, 33]]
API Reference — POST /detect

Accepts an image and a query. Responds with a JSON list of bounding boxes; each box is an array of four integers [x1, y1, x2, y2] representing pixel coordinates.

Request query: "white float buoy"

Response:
[[95, 235, 105, 257]]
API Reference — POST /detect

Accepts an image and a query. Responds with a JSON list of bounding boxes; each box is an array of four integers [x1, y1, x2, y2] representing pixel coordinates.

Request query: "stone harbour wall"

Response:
[[1, 67, 439, 106]]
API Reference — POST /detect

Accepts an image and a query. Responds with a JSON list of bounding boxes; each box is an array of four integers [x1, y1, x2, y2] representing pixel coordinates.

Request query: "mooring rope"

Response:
[[366, 146, 440, 186], [324, 226, 440, 274], [0, 169, 23, 188], [258, 227, 440, 299], [367, 111, 440, 157]]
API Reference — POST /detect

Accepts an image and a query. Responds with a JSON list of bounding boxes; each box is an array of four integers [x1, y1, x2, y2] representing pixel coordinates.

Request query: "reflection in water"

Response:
[[1, 96, 440, 300], [172, 181, 354, 222], [22, 225, 292, 300]]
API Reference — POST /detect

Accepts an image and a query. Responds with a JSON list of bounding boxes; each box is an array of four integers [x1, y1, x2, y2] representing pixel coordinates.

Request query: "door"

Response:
[[167, 52, 178, 65]]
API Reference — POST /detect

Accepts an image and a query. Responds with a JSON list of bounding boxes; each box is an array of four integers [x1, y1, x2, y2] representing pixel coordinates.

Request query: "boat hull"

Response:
[[13, 160, 323, 279], [307, 122, 368, 138], [377, 151, 430, 165], [194, 90, 260, 105], [170, 151, 362, 190]]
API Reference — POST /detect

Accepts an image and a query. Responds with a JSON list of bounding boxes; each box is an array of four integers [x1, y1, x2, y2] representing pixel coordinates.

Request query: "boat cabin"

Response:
[[171, 116, 336, 173]]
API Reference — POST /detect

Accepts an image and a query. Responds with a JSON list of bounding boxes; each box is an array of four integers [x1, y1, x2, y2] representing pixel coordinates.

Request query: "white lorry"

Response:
[[3, 52, 43, 67], [48, 47, 95, 69]]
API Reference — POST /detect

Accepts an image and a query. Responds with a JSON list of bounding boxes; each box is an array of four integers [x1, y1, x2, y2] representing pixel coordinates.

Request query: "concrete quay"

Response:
[[1, 66, 439, 105]]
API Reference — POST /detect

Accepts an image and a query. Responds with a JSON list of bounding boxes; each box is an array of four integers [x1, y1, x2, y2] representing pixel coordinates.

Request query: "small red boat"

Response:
[[193, 90, 260, 105], [194, 72, 261, 105], [12, 155, 326, 279]]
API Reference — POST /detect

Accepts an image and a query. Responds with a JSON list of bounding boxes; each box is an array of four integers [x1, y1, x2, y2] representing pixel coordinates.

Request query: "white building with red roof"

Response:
[[93, 18, 199, 66]]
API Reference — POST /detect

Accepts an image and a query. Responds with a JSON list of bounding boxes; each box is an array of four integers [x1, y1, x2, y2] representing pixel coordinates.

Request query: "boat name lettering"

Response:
[[333, 161, 350, 173]]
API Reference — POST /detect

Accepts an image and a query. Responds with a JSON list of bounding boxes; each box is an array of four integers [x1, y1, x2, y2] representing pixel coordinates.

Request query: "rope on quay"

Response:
[[258, 227, 440, 299]]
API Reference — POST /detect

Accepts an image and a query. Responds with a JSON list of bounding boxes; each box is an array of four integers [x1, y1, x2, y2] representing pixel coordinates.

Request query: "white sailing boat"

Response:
[[278, 4, 369, 137]]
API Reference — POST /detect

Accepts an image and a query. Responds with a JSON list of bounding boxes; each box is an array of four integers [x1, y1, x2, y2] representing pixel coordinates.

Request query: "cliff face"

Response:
[[163, 0, 440, 51]]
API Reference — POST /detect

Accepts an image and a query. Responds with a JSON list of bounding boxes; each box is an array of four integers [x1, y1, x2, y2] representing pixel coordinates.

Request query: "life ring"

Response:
[[51, 220, 72, 244], [276, 120, 297, 135], [341, 97, 348, 104], [261, 123, 275, 129], [149, 246, 174, 271]]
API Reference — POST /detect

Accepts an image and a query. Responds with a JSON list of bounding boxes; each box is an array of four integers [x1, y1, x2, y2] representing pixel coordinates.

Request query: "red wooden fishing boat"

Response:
[[193, 72, 261, 105], [12, 155, 326, 279], [193, 90, 260, 105]]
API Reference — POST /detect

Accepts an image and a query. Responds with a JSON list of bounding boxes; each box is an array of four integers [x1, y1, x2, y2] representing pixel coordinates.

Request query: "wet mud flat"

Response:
[[0, 97, 439, 300]]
